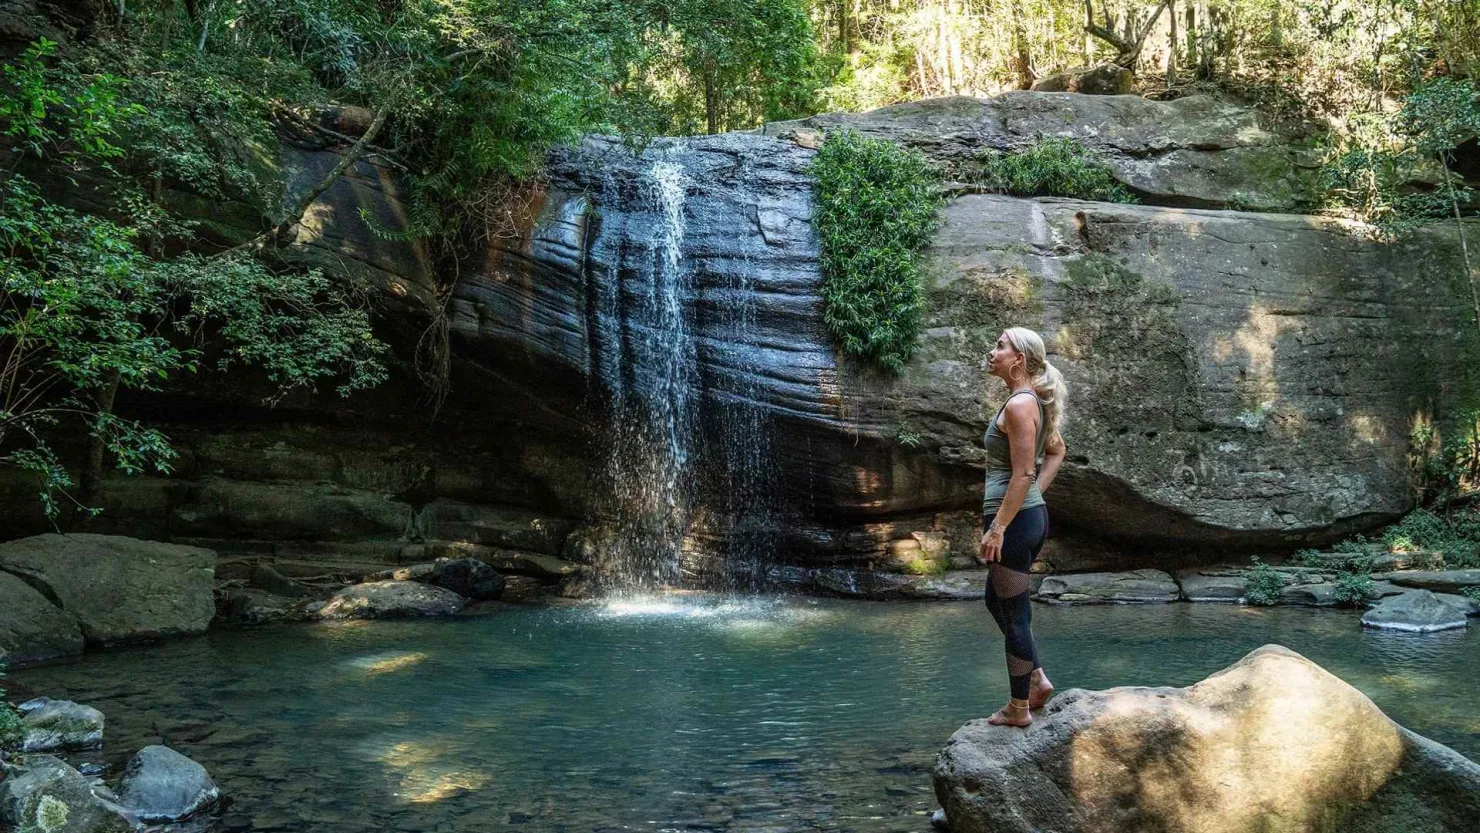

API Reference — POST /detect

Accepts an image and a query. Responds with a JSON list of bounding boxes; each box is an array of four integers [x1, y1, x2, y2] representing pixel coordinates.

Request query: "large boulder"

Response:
[[0, 534, 215, 644], [0, 755, 132, 833], [933, 645, 1480, 833], [19, 699, 104, 752], [1029, 64, 1134, 95], [316, 580, 465, 619], [1361, 590, 1471, 633], [0, 571, 83, 665], [117, 745, 220, 823]]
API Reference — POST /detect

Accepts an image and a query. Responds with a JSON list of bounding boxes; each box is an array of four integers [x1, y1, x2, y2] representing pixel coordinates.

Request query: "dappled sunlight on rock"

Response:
[[938, 646, 1427, 833]]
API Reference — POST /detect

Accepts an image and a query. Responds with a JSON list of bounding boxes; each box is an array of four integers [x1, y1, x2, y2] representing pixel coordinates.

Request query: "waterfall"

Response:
[[585, 146, 778, 592], [592, 157, 698, 590]]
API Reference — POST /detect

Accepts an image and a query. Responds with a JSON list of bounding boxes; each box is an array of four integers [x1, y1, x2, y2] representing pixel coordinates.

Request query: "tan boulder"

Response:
[[934, 644, 1480, 833]]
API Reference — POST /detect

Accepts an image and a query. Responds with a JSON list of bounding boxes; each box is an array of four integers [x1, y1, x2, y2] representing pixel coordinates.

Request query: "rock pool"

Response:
[[9, 598, 1477, 832]]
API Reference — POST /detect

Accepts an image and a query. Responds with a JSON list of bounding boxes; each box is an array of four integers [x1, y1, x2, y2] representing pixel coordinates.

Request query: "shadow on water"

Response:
[[9, 598, 1477, 832]]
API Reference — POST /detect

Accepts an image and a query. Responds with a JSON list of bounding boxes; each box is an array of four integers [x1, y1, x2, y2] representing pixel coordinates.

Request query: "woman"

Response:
[[977, 326, 1067, 728]]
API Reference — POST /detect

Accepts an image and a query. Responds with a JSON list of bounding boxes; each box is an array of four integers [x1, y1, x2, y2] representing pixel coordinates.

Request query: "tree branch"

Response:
[[230, 108, 388, 256]]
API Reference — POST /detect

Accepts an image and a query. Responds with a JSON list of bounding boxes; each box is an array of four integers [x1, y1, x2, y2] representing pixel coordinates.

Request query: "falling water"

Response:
[[592, 157, 699, 590]]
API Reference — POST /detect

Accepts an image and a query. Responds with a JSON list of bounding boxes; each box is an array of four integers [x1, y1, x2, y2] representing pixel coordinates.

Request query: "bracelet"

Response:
[[987, 519, 1004, 535]]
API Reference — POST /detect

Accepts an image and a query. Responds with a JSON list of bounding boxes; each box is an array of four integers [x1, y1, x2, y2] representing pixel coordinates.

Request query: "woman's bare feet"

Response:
[[1028, 668, 1054, 710], [986, 699, 1032, 727]]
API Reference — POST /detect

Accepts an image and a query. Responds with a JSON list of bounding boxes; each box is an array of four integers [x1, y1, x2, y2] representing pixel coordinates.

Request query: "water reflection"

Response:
[[8, 597, 1477, 832]]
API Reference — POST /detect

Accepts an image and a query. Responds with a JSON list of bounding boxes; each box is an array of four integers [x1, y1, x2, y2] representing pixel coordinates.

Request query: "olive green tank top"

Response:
[[982, 389, 1048, 516]]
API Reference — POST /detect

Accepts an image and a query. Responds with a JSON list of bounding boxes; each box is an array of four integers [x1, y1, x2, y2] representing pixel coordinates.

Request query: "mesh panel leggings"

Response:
[[984, 504, 1048, 701]]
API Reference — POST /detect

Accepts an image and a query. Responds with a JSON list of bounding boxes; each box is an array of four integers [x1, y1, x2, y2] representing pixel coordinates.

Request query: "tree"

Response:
[[1, 39, 387, 520]]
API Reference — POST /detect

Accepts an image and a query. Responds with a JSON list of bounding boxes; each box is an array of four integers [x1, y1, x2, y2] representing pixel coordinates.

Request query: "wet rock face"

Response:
[[3, 93, 1473, 577], [468, 96, 1475, 567], [932, 644, 1480, 833]]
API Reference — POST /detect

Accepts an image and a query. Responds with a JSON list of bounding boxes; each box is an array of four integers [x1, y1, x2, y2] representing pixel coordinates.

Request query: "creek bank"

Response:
[[1, 695, 219, 831], [932, 644, 1480, 833]]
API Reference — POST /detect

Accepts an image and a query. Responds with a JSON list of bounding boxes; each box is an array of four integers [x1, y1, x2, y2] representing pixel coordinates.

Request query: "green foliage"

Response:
[[1383, 509, 1450, 553], [1332, 534, 1371, 555], [1289, 548, 1325, 566], [0, 665, 20, 751], [1, 37, 388, 519], [811, 130, 942, 372], [1321, 79, 1480, 237], [1412, 409, 1480, 504], [960, 137, 1136, 203], [1462, 585, 1480, 602], [1241, 557, 1285, 607], [1333, 570, 1376, 608], [1376, 506, 1480, 569]]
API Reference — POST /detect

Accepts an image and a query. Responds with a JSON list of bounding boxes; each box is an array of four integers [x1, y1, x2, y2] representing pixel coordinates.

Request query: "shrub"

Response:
[[1289, 548, 1326, 567], [1462, 585, 1480, 602], [1242, 557, 1285, 606], [812, 130, 943, 372], [1383, 510, 1449, 552], [1334, 571, 1376, 608], [963, 137, 1136, 203]]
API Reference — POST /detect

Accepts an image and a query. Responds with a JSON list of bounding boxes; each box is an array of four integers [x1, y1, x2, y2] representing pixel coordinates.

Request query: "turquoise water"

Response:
[[10, 597, 1478, 832]]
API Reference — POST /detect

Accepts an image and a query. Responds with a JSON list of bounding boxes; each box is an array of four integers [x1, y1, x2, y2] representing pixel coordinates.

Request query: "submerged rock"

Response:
[[0, 754, 131, 833], [364, 557, 504, 601], [316, 580, 465, 619], [19, 700, 104, 752], [0, 534, 215, 645], [1361, 590, 1470, 633], [1033, 569, 1179, 604], [933, 644, 1480, 833], [118, 745, 220, 823], [0, 571, 84, 665]]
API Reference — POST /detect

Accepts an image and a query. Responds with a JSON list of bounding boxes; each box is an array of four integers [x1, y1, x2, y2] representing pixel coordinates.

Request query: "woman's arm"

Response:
[[979, 396, 1040, 563], [1037, 431, 1066, 493]]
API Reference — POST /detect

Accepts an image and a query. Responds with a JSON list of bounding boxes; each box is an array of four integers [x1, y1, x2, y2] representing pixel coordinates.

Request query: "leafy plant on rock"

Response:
[[1241, 557, 1285, 607], [812, 130, 943, 372], [959, 137, 1136, 203], [1333, 570, 1376, 608]]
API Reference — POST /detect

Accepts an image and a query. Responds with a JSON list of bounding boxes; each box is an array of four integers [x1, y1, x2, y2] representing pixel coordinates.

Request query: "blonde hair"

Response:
[[1002, 326, 1067, 437]]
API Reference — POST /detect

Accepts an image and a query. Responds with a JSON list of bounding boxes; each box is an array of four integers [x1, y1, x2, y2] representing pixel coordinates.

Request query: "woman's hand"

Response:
[[978, 525, 1004, 564]]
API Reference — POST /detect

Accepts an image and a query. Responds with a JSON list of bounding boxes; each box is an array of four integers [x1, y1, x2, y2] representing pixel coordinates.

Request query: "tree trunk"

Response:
[[705, 72, 720, 135], [79, 370, 120, 512], [1166, 0, 1178, 87], [1010, 0, 1033, 89]]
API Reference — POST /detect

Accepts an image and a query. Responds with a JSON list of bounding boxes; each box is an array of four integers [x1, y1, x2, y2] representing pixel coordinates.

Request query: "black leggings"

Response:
[[984, 504, 1048, 700]]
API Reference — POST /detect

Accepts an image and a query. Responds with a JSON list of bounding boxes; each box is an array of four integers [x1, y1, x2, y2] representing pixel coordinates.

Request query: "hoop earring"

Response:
[[1009, 365, 1025, 382]]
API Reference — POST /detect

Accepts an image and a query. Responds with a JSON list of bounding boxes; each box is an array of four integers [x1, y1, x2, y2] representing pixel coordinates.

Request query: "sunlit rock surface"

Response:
[[2, 87, 1476, 578], [933, 644, 1480, 833]]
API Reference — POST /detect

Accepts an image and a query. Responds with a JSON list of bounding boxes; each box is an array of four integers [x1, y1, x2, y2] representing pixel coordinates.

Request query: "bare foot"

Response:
[[985, 700, 1032, 727], [1028, 668, 1054, 710]]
